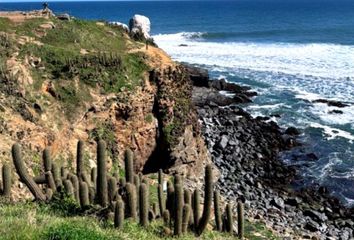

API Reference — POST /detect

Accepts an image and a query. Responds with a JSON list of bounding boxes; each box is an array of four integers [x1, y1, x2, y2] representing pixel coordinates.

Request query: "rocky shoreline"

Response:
[[186, 65, 354, 240]]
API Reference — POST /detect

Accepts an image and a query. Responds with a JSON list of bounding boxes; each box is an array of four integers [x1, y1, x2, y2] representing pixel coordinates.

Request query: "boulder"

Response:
[[313, 99, 349, 108], [129, 14, 151, 40], [285, 126, 300, 136], [184, 65, 209, 87], [270, 197, 285, 209], [57, 13, 70, 21], [39, 22, 55, 29], [110, 21, 129, 33]]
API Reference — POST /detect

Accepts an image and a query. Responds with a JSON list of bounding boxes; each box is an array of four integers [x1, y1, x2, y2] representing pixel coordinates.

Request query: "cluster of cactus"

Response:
[[64, 52, 122, 71], [7, 141, 245, 238]]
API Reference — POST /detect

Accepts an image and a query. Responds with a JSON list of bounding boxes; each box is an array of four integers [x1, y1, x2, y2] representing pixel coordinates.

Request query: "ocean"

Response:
[[2, 0, 354, 206]]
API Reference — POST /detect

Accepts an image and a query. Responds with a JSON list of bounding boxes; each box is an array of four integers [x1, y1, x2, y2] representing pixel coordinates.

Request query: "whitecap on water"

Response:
[[309, 123, 354, 142]]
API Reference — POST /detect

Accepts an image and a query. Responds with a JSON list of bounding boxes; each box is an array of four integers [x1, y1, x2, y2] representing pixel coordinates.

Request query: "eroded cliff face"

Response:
[[0, 15, 210, 200]]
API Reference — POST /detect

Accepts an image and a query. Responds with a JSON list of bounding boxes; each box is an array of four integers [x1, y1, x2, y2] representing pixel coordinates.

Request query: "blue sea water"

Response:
[[2, 0, 354, 205]]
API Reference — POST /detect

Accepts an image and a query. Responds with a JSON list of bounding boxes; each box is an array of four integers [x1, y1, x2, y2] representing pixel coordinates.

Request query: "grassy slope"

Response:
[[0, 201, 278, 240], [0, 173, 279, 240], [0, 17, 148, 121]]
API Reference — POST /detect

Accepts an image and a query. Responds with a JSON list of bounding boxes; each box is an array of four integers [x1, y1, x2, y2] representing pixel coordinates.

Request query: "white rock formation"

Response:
[[129, 14, 151, 39], [109, 22, 129, 33]]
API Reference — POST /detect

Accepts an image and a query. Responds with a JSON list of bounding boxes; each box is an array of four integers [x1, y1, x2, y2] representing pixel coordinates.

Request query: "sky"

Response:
[[1, 0, 178, 2], [1, 0, 140, 1]]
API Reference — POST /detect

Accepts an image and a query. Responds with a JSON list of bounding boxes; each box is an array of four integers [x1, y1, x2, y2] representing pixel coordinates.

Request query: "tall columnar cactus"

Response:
[[158, 184, 165, 216], [148, 209, 156, 221], [214, 190, 222, 231], [63, 179, 74, 199], [89, 186, 95, 203], [12, 144, 46, 201], [45, 171, 56, 191], [114, 197, 124, 229], [133, 174, 140, 187], [61, 167, 68, 180], [91, 167, 97, 189], [134, 174, 140, 211], [46, 188, 53, 200], [2, 163, 11, 198], [163, 210, 170, 226], [124, 149, 134, 184], [184, 188, 193, 225], [196, 164, 213, 236], [166, 180, 175, 220], [174, 184, 183, 236], [80, 171, 91, 187], [76, 140, 84, 179], [113, 172, 120, 181], [97, 140, 108, 207], [224, 204, 233, 233], [174, 174, 182, 186], [153, 202, 159, 217], [43, 148, 52, 172], [184, 189, 191, 206], [182, 204, 191, 234], [108, 177, 117, 203], [192, 189, 200, 230], [79, 181, 90, 208], [139, 183, 149, 227], [158, 169, 163, 185], [69, 174, 80, 202], [119, 177, 126, 188], [125, 183, 137, 219], [33, 175, 46, 184], [237, 201, 244, 239], [52, 163, 62, 190]]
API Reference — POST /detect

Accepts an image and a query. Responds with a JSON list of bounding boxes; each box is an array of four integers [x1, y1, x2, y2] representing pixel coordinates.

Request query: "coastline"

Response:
[[186, 64, 354, 239], [0, 6, 353, 239]]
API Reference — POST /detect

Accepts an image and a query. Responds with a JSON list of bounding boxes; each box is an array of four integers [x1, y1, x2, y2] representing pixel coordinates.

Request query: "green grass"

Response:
[[0, 202, 238, 240], [1, 17, 148, 121]]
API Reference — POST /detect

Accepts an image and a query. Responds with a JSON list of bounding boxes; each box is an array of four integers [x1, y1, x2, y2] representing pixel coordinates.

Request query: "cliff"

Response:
[[0, 12, 209, 200]]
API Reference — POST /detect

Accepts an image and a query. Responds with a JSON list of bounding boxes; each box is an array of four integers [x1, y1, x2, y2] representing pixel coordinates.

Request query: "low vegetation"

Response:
[[0, 141, 278, 239], [0, 16, 148, 120]]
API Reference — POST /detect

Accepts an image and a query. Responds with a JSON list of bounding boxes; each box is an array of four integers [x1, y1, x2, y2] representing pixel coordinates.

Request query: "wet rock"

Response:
[[184, 65, 209, 87], [313, 99, 349, 108], [328, 109, 343, 114], [306, 153, 319, 161], [285, 126, 300, 136]]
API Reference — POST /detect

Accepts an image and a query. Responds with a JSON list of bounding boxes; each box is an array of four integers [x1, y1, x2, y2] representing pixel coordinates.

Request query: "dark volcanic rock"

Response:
[[329, 109, 344, 114], [183, 65, 209, 87], [313, 99, 349, 108], [191, 66, 354, 240], [285, 126, 301, 136]]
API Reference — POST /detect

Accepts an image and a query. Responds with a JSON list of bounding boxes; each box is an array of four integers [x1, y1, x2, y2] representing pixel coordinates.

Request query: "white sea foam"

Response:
[[310, 103, 354, 127], [248, 103, 285, 110], [153, 32, 354, 80], [309, 123, 354, 141]]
